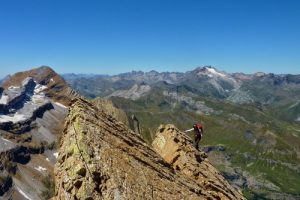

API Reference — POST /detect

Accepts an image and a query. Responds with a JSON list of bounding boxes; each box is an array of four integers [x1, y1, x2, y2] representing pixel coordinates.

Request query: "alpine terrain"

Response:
[[0, 66, 245, 200], [64, 66, 300, 200]]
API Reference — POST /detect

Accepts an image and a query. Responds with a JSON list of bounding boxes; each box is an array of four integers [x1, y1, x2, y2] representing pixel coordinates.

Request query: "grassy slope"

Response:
[[111, 91, 300, 199]]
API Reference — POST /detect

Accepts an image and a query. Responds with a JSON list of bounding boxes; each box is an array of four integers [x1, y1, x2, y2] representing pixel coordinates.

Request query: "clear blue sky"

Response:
[[0, 0, 299, 77]]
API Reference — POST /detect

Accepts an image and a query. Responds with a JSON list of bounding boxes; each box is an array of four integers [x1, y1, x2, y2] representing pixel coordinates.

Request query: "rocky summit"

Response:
[[54, 98, 244, 200]]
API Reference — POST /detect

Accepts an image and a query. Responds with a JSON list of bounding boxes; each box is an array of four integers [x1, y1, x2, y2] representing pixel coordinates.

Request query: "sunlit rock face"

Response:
[[152, 124, 245, 200], [54, 98, 245, 200]]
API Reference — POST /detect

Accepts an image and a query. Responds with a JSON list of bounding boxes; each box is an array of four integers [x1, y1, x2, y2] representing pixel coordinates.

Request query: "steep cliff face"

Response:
[[152, 124, 245, 200], [54, 98, 245, 199]]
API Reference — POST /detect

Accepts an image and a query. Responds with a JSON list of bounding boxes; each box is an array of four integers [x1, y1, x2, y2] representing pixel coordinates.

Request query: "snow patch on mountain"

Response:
[[193, 67, 241, 94], [34, 84, 47, 94], [206, 67, 226, 77], [0, 94, 9, 104], [15, 186, 33, 200], [8, 86, 21, 90], [196, 66, 227, 78], [0, 79, 50, 123], [0, 113, 26, 123], [34, 166, 47, 172], [53, 152, 59, 158], [55, 102, 68, 109]]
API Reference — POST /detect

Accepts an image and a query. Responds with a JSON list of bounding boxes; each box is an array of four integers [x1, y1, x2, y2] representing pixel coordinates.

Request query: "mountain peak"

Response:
[[203, 66, 226, 77], [147, 70, 159, 75], [254, 72, 266, 77], [1, 66, 77, 106], [191, 66, 227, 78], [2, 66, 56, 88]]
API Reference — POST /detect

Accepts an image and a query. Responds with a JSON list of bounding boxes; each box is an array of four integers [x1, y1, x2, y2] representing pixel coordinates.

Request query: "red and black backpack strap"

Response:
[[196, 123, 203, 133]]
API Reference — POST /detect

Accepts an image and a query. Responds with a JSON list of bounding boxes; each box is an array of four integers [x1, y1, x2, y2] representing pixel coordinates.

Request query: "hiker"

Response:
[[185, 123, 203, 150]]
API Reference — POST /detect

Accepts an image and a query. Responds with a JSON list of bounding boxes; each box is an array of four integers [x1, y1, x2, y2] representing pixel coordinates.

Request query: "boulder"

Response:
[[152, 124, 245, 200]]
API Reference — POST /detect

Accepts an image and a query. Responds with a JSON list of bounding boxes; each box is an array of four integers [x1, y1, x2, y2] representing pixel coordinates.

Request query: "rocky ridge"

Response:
[[54, 98, 245, 199], [91, 98, 129, 126], [64, 66, 300, 199]]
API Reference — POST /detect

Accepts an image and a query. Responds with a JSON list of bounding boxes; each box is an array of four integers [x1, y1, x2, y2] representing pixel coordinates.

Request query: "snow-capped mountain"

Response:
[[64, 65, 300, 123], [196, 66, 227, 78], [0, 66, 77, 200]]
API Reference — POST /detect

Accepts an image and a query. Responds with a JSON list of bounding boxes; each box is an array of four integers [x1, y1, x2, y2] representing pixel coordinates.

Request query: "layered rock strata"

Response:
[[54, 98, 245, 200], [152, 124, 245, 200]]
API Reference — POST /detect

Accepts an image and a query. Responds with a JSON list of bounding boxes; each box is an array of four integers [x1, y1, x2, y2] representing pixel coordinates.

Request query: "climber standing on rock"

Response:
[[185, 123, 203, 150]]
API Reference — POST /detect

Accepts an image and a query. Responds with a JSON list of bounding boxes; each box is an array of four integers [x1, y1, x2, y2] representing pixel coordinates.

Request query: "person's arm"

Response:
[[184, 128, 194, 133]]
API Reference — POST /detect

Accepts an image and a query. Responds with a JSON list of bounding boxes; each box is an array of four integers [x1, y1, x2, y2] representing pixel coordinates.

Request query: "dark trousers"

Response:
[[194, 133, 202, 150]]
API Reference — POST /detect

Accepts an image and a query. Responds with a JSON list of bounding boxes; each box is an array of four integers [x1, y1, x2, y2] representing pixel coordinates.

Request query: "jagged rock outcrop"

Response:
[[152, 124, 245, 200], [54, 98, 245, 199], [92, 98, 129, 126], [129, 114, 141, 135]]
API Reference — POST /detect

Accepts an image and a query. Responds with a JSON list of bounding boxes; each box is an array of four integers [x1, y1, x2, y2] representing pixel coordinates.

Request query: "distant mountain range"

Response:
[[63, 66, 300, 123]]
